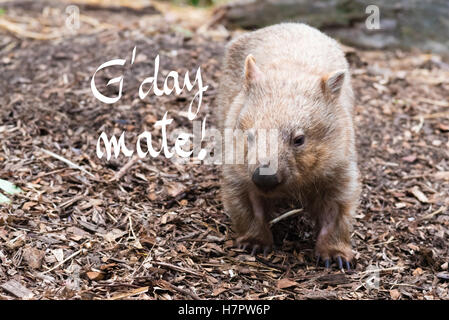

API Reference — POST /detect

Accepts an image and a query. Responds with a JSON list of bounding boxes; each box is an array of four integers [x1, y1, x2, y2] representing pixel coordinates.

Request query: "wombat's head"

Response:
[[234, 55, 349, 197]]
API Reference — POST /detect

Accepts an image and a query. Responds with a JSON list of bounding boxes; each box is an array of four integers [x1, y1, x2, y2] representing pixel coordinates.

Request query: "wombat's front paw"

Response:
[[315, 242, 353, 270], [236, 233, 273, 257]]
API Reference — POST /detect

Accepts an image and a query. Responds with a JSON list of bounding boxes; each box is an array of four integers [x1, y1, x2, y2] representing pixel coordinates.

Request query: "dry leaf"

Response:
[[390, 289, 401, 300], [66, 226, 90, 241], [166, 182, 186, 198], [23, 246, 45, 269], [148, 192, 157, 201], [102, 229, 127, 242], [413, 267, 423, 276], [402, 155, 416, 163], [436, 272, 449, 280], [277, 278, 297, 289], [438, 123, 449, 132], [1, 280, 34, 299], [110, 286, 149, 300], [86, 271, 105, 281], [395, 202, 407, 209], [407, 243, 420, 251], [434, 171, 449, 181], [160, 212, 178, 224], [51, 248, 64, 263], [140, 235, 157, 247], [410, 186, 429, 203], [144, 113, 157, 124], [7, 234, 25, 249], [100, 263, 117, 271], [22, 201, 37, 210], [212, 286, 227, 296]]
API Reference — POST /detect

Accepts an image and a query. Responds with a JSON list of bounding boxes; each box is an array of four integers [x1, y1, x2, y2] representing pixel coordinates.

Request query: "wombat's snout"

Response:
[[252, 165, 281, 192]]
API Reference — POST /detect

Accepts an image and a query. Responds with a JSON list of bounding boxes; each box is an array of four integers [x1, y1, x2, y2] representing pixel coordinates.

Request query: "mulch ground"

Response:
[[0, 1, 448, 300]]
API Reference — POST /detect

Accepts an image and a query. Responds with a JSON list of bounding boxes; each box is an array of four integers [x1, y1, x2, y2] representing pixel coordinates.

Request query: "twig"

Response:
[[110, 286, 149, 300], [109, 155, 140, 182], [413, 111, 449, 120], [417, 97, 449, 108], [131, 246, 156, 278], [418, 206, 447, 221], [386, 282, 421, 289], [152, 261, 202, 277], [59, 194, 86, 209], [39, 148, 95, 178], [42, 249, 82, 274], [269, 209, 303, 226], [357, 266, 405, 275], [255, 256, 288, 271], [0, 17, 61, 40], [157, 279, 201, 300]]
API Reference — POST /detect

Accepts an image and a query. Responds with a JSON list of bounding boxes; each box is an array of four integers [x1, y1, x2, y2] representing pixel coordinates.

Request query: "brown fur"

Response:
[[217, 23, 360, 262]]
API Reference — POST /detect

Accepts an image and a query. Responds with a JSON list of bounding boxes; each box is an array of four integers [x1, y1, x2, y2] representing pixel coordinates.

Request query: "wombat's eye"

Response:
[[293, 135, 305, 146]]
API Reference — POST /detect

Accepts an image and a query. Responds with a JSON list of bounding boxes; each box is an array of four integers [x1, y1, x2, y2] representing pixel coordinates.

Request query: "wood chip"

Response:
[[277, 278, 297, 289], [1, 280, 34, 299], [436, 272, 449, 280], [434, 171, 449, 181], [86, 271, 105, 281], [110, 286, 149, 300], [212, 286, 227, 296], [23, 246, 45, 269], [410, 186, 429, 203], [390, 289, 401, 300]]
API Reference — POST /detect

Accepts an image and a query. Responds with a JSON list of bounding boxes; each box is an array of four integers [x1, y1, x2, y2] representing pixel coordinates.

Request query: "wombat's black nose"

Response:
[[252, 166, 280, 191]]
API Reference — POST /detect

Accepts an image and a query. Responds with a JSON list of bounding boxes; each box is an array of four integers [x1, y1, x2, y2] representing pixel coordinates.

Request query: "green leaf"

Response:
[[0, 179, 22, 195], [0, 8, 5, 16], [0, 193, 10, 204]]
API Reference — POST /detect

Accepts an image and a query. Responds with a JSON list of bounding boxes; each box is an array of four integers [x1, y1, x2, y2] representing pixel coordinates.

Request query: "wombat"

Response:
[[217, 23, 360, 269]]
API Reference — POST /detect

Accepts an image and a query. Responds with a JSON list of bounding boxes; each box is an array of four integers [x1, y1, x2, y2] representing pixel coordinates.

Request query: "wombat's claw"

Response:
[[316, 255, 351, 270], [263, 246, 271, 258], [251, 245, 260, 256], [337, 256, 343, 270], [345, 260, 351, 271], [335, 256, 351, 271], [315, 255, 330, 268], [237, 241, 272, 257]]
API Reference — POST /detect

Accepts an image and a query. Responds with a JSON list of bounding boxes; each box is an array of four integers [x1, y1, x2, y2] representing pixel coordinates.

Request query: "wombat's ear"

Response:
[[322, 69, 346, 96], [244, 54, 263, 87]]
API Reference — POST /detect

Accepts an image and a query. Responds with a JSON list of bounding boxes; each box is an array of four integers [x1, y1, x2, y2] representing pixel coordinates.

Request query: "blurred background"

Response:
[[0, 0, 448, 56]]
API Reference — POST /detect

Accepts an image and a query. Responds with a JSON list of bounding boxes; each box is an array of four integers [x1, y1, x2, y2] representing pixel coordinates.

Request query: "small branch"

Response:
[[413, 111, 449, 120], [110, 286, 149, 300], [358, 266, 405, 275], [42, 249, 82, 274], [109, 155, 140, 182], [157, 280, 201, 300], [152, 261, 202, 277], [255, 256, 288, 271], [417, 97, 449, 108], [269, 209, 303, 226], [39, 148, 95, 178], [0, 17, 61, 40], [418, 206, 447, 221]]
